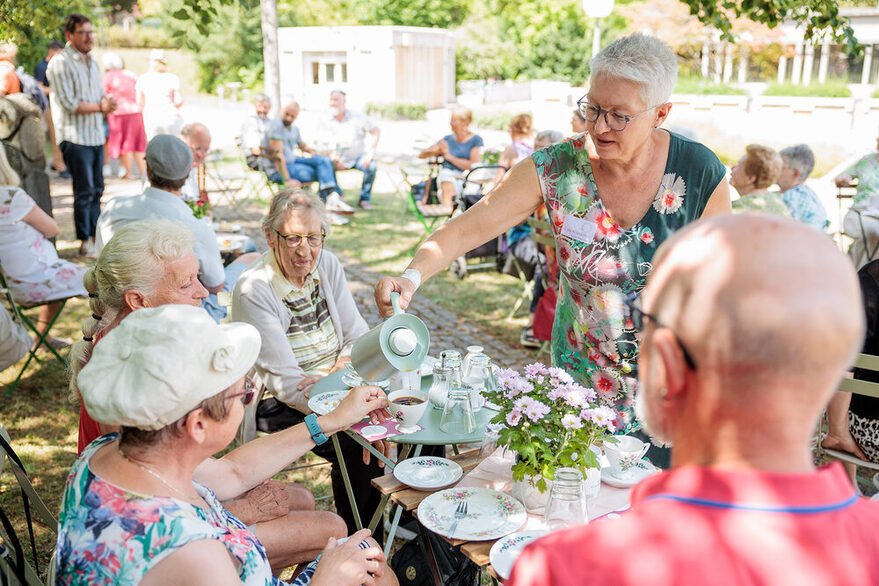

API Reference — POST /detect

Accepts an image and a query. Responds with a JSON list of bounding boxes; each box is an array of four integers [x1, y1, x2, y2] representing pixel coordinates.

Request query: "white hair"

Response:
[[590, 33, 678, 107], [779, 144, 815, 180], [101, 52, 124, 71]]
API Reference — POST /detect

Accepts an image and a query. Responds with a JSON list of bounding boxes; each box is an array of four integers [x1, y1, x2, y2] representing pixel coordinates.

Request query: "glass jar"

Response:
[[428, 365, 453, 409], [544, 467, 588, 531], [462, 345, 484, 373], [440, 350, 464, 387], [463, 353, 496, 412]]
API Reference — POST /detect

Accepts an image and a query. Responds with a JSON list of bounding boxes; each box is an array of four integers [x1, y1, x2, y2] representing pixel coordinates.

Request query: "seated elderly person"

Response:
[[232, 188, 387, 538], [59, 304, 398, 585], [69, 218, 356, 573], [509, 215, 879, 585], [730, 144, 791, 217], [0, 304, 30, 372], [417, 107, 483, 216], [778, 144, 828, 231], [96, 134, 258, 322], [836, 132, 879, 268], [179, 122, 211, 204]]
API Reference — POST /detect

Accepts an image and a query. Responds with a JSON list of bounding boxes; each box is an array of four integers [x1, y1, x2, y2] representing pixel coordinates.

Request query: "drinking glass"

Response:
[[478, 423, 503, 459], [462, 345, 484, 373], [544, 467, 588, 531], [464, 353, 496, 412], [440, 388, 475, 435], [440, 350, 464, 387]]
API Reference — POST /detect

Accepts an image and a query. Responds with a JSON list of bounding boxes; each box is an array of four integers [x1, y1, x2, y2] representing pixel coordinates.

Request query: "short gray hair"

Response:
[[779, 144, 815, 180], [262, 188, 331, 239], [590, 33, 678, 107], [253, 93, 270, 104], [101, 52, 124, 71], [535, 130, 564, 147]]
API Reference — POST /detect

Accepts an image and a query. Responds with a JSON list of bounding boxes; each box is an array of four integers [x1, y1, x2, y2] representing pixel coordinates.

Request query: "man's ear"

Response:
[[123, 289, 149, 310], [651, 328, 688, 402]]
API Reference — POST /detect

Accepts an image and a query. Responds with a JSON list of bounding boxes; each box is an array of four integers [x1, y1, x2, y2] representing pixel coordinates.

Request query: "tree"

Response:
[[261, 0, 281, 116], [0, 0, 91, 71], [680, 0, 860, 54], [349, 0, 471, 28]]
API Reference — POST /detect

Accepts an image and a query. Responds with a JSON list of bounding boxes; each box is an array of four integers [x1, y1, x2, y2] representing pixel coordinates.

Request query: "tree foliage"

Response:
[[0, 0, 92, 70], [349, 0, 471, 28]]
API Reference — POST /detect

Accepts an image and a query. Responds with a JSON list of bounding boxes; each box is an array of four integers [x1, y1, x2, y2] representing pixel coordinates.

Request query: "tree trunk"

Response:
[[260, 0, 281, 116]]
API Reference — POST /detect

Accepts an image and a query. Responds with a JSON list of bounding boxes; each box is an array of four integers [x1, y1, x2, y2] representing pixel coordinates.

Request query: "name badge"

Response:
[[560, 215, 597, 243]]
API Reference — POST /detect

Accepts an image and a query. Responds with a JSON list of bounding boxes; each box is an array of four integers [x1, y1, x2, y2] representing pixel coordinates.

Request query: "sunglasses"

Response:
[[226, 376, 256, 406]]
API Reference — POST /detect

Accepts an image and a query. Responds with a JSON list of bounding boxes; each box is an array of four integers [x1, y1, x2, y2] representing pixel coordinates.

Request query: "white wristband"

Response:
[[400, 268, 422, 291]]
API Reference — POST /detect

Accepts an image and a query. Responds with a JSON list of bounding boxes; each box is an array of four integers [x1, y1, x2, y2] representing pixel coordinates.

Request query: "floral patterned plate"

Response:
[[489, 530, 548, 580], [307, 390, 349, 416], [393, 457, 463, 491], [600, 459, 658, 488], [417, 487, 527, 541], [341, 372, 390, 390]]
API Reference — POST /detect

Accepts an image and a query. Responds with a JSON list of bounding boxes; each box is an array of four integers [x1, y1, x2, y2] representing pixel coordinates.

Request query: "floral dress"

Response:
[[532, 132, 725, 430], [843, 153, 879, 208], [0, 186, 87, 303], [56, 435, 317, 585]]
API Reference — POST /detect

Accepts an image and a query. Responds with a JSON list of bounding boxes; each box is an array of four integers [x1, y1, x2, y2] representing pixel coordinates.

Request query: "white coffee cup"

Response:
[[603, 435, 650, 480], [387, 389, 429, 434]]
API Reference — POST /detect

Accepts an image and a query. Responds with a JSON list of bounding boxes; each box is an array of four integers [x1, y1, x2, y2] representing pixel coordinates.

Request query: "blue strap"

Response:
[[304, 413, 328, 446], [644, 492, 859, 514]]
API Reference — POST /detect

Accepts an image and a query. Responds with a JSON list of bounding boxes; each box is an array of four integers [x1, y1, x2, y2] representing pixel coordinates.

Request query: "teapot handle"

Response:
[[391, 291, 403, 316]]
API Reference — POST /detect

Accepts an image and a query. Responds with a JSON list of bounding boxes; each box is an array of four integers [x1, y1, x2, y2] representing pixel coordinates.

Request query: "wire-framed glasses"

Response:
[[623, 294, 698, 370], [273, 228, 326, 248], [576, 100, 657, 132]]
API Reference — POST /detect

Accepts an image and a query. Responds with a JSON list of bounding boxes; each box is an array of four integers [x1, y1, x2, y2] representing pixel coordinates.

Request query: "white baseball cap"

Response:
[[78, 305, 261, 430]]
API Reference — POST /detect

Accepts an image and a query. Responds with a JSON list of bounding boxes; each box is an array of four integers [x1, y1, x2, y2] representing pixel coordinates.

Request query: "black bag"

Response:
[[391, 530, 479, 586], [411, 178, 439, 206]]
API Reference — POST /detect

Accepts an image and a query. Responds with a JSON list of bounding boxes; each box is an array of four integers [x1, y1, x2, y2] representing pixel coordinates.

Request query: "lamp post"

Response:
[[582, 0, 615, 59]]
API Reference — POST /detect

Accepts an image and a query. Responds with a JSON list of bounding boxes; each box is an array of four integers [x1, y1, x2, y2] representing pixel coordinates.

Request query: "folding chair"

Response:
[[0, 271, 71, 398], [816, 353, 879, 492], [0, 425, 58, 585], [206, 143, 282, 220], [399, 158, 445, 253]]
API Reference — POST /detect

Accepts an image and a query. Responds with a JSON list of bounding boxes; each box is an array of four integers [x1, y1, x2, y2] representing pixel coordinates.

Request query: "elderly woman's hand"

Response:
[[297, 375, 324, 399], [311, 529, 385, 586], [836, 174, 854, 188], [329, 355, 351, 374], [330, 385, 389, 429], [374, 275, 416, 318]]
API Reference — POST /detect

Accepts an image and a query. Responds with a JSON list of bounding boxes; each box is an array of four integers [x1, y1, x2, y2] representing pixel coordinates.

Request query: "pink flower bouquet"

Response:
[[485, 362, 617, 492]]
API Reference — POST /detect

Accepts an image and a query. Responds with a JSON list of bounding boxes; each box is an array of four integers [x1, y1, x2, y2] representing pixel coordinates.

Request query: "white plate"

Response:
[[341, 372, 390, 390], [307, 390, 349, 416], [600, 459, 659, 488], [489, 530, 547, 580], [418, 487, 527, 541], [393, 457, 463, 491]]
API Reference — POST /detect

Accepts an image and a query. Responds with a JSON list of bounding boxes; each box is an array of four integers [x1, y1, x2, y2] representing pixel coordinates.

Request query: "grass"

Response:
[[0, 182, 531, 578], [674, 75, 747, 96], [763, 81, 852, 98]]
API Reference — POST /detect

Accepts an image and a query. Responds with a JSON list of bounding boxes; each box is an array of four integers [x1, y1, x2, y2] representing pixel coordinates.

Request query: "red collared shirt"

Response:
[[508, 464, 879, 585]]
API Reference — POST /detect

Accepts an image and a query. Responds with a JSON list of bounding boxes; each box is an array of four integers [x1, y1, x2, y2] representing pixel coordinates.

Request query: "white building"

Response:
[[277, 25, 456, 110]]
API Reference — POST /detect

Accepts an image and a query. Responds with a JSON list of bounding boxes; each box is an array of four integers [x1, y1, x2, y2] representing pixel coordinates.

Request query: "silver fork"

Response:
[[448, 499, 468, 538]]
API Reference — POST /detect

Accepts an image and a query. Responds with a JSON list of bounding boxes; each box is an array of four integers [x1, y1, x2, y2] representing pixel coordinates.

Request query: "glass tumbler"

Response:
[[478, 423, 503, 459], [544, 467, 588, 531], [440, 388, 475, 435]]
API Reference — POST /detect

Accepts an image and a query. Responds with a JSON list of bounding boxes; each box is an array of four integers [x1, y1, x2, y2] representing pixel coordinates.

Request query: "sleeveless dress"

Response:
[[531, 131, 725, 431], [56, 434, 316, 585]]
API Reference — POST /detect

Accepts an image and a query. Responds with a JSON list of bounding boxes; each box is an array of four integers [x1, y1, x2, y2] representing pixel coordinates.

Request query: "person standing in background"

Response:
[[136, 49, 183, 141], [47, 13, 117, 258], [102, 52, 146, 180]]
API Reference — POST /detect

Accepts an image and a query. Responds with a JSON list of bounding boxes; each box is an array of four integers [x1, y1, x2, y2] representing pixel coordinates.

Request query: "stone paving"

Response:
[[48, 173, 536, 371]]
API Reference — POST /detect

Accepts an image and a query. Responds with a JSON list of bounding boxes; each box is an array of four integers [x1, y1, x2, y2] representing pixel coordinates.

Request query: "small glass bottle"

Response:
[[544, 467, 588, 531], [428, 365, 453, 409]]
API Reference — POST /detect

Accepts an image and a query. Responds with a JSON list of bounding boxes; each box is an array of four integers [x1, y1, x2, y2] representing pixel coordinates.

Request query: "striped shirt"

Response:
[[267, 252, 339, 375], [46, 44, 105, 146]]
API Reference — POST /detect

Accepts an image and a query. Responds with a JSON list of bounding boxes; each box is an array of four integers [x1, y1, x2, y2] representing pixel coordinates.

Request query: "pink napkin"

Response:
[[349, 419, 422, 442]]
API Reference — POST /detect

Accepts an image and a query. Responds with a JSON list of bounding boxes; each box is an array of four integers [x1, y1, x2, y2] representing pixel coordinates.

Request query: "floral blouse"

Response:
[[56, 434, 316, 585], [532, 131, 725, 430], [843, 153, 879, 208]]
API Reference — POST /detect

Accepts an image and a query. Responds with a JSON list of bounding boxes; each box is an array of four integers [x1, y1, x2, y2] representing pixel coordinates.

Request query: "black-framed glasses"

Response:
[[273, 228, 326, 248], [576, 100, 657, 132], [624, 294, 698, 370], [226, 377, 256, 406]]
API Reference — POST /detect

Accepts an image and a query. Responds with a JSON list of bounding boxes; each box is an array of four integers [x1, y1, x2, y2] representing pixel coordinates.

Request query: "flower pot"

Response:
[[512, 474, 553, 514]]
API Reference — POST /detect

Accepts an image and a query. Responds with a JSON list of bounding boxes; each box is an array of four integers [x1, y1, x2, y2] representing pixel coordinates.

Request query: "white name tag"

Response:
[[560, 215, 597, 243]]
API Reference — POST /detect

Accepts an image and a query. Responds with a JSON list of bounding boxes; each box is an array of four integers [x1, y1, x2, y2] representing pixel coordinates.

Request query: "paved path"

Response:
[[48, 174, 535, 371]]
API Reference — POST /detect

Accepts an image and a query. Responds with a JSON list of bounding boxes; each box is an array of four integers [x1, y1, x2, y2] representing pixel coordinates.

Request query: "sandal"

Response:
[[520, 326, 541, 349]]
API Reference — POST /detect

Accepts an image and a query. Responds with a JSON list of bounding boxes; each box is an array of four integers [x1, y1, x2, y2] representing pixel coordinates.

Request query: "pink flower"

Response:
[[524, 363, 550, 378], [640, 228, 654, 244], [561, 414, 583, 429], [593, 371, 620, 400], [594, 210, 623, 242], [506, 409, 523, 427], [514, 396, 551, 422]]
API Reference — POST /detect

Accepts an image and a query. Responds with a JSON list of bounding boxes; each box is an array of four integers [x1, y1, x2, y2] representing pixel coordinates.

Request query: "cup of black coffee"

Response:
[[387, 389, 429, 433]]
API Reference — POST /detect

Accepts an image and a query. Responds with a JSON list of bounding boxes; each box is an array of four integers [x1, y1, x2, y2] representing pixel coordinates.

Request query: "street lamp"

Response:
[[582, 0, 615, 60]]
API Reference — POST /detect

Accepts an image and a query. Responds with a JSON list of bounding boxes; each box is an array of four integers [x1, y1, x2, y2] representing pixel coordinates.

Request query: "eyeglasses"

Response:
[[226, 377, 256, 406], [576, 100, 657, 132], [73, 30, 94, 37], [273, 228, 325, 248], [624, 294, 698, 370]]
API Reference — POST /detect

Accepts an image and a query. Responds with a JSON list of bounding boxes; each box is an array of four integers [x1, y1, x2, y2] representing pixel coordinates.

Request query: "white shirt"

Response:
[[319, 110, 377, 169], [95, 186, 225, 288]]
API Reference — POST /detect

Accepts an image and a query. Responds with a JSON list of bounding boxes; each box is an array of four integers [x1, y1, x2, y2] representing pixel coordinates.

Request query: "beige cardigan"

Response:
[[231, 249, 369, 415]]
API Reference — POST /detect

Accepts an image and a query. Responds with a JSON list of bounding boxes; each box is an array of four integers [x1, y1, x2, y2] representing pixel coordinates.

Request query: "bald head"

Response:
[[644, 214, 862, 405], [281, 101, 300, 127]]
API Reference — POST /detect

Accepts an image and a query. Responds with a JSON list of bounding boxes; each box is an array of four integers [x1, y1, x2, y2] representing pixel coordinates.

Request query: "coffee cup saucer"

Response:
[[600, 459, 659, 488]]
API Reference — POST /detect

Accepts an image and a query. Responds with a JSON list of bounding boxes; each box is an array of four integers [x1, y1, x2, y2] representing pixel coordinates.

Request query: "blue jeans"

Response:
[[202, 259, 251, 323], [285, 156, 341, 194], [351, 154, 377, 202], [60, 142, 104, 241]]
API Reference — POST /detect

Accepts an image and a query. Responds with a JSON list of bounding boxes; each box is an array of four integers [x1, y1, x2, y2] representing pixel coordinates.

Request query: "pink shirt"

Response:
[[102, 69, 140, 115], [509, 463, 879, 585]]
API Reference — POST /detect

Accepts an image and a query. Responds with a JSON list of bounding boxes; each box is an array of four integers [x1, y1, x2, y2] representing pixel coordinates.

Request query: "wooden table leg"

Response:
[[416, 520, 444, 586]]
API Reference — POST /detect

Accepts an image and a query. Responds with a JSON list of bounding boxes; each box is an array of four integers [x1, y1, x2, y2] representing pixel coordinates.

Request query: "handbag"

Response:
[[532, 285, 557, 342], [390, 531, 479, 586]]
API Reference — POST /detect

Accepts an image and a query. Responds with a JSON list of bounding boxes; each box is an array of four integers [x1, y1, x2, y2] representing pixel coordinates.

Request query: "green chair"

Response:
[[0, 271, 70, 398]]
